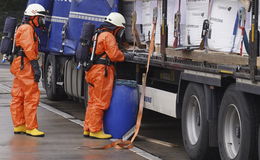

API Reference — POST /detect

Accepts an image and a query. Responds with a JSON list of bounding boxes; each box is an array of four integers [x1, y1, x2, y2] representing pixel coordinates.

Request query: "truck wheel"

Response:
[[44, 54, 65, 100], [182, 83, 209, 160], [218, 85, 257, 160]]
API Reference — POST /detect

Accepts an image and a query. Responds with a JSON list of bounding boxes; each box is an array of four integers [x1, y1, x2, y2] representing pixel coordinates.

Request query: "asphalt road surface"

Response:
[[0, 63, 198, 160]]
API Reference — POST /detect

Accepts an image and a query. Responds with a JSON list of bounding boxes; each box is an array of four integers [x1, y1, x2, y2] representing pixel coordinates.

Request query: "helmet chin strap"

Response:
[[31, 16, 38, 28]]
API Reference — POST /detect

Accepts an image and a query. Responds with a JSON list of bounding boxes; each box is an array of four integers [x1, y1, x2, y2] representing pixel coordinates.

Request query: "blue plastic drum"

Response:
[[104, 80, 138, 139]]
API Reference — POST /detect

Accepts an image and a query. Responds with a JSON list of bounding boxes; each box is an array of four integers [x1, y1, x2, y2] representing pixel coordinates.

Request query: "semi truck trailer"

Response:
[[17, 0, 260, 159]]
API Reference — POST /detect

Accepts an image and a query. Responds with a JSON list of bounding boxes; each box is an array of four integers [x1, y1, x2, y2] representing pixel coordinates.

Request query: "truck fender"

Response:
[[176, 73, 189, 119]]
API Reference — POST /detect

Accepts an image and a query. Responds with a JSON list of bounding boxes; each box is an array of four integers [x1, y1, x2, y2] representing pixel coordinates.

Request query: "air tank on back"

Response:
[[47, 0, 71, 54], [63, 0, 119, 55], [27, 0, 54, 52], [0, 17, 17, 62]]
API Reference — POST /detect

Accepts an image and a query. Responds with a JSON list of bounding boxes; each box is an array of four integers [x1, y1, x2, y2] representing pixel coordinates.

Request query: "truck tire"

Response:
[[44, 54, 65, 100], [218, 85, 257, 160], [182, 83, 210, 160]]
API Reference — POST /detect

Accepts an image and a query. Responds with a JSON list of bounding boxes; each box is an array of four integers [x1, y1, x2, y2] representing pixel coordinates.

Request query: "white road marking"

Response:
[[2, 83, 163, 160], [40, 103, 74, 119], [131, 147, 162, 160], [137, 135, 178, 148], [39, 102, 162, 160]]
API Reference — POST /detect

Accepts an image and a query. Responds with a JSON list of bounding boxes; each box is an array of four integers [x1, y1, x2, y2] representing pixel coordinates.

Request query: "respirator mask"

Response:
[[38, 16, 46, 30], [115, 27, 125, 43]]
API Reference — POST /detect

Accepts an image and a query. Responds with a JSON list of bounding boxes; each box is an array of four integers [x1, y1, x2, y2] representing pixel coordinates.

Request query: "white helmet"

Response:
[[104, 12, 126, 28], [24, 4, 46, 17]]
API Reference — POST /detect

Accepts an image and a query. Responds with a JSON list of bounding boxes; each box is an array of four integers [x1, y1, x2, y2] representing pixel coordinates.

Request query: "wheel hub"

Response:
[[186, 95, 202, 145], [223, 104, 241, 159]]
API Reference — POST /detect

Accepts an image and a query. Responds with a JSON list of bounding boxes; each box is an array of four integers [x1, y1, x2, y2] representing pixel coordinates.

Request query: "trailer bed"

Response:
[[124, 48, 260, 81]]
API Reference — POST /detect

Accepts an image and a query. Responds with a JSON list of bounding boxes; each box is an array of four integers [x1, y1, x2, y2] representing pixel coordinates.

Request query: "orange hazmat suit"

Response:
[[84, 31, 125, 133], [10, 21, 40, 130]]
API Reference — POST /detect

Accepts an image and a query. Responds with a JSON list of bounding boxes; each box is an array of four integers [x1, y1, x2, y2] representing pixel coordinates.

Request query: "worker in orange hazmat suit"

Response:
[[83, 12, 128, 139], [10, 4, 46, 137]]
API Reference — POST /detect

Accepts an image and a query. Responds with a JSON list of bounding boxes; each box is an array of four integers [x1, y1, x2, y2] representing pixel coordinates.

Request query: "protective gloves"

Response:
[[30, 60, 41, 82], [124, 53, 135, 60]]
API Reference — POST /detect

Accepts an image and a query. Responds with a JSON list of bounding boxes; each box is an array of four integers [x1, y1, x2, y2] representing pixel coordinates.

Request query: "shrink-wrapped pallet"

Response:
[[167, 0, 186, 47], [207, 0, 250, 54], [183, 0, 209, 46], [141, 0, 162, 44], [167, 0, 208, 47]]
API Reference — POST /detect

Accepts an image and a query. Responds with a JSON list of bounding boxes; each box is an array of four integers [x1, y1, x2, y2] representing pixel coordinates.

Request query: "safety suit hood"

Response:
[[98, 22, 125, 43], [98, 22, 117, 32]]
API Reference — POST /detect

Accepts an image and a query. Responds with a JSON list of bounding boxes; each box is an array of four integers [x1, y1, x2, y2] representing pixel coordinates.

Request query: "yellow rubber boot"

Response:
[[14, 125, 26, 134], [89, 130, 112, 139], [83, 131, 90, 137], [26, 129, 45, 137]]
